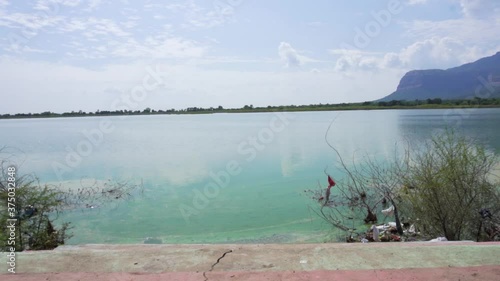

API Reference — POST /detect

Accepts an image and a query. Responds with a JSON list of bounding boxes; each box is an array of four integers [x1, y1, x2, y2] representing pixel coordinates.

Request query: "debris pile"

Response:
[[362, 223, 399, 242]]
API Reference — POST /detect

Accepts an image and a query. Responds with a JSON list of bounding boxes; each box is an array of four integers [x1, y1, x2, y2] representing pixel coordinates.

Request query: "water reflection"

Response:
[[398, 108, 500, 153], [1, 108, 499, 244]]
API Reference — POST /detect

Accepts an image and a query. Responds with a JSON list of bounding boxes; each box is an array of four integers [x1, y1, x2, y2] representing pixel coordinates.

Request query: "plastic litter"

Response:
[[409, 224, 416, 234], [381, 205, 395, 216], [387, 222, 397, 227], [429, 237, 448, 242], [371, 225, 380, 242], [390, 234, 401, 241]]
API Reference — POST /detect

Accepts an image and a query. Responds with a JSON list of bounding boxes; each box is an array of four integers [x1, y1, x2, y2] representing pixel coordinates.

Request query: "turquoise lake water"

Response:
[[1, 108, 500, 244]]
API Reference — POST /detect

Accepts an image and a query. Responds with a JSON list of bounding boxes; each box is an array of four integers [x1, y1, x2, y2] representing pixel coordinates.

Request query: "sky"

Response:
[[0, 0, 499, 114]]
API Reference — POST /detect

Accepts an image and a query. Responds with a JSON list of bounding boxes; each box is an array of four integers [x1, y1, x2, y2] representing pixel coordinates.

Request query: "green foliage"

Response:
[[400, 130, 500, 241], [310, 129, 500, 242], [1, 149, 144, 251], [0, 173, 72, 251]]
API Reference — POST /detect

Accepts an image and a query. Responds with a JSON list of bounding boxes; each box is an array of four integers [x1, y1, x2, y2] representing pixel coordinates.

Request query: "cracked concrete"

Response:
[[2, 242, 500, 280], [203, 249, 233, 281]]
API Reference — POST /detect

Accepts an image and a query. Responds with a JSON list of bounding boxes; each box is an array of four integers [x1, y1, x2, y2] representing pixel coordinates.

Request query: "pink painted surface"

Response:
[[8, 265, 500, 281]]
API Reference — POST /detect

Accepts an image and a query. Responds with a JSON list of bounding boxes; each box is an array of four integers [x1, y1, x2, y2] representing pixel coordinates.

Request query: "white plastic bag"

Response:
[[429, 237, 448, 242], [371, 225, 380, 242], [381, 205, 395, 216]]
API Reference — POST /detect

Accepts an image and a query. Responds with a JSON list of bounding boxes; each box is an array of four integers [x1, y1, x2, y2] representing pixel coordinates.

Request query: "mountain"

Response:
[[380, 52, 500, 101]]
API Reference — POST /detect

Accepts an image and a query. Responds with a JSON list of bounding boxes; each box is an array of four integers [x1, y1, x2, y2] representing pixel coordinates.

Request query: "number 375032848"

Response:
[[7, 167, 16, 217]]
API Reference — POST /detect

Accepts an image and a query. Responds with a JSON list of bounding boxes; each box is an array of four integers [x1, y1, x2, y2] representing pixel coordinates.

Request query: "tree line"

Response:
[[2, 98, 500, 119]]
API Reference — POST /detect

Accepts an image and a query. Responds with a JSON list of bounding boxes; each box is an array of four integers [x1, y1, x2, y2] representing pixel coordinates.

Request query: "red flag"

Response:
[[327, 175, 336, 188]]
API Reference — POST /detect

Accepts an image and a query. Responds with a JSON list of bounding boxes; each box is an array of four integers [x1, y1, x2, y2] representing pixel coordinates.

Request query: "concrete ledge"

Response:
[[2, 242, 500, 280]]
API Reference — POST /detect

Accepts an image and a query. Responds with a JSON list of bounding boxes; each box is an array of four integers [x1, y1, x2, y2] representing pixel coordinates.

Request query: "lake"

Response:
[[1, 108, 500, 244]]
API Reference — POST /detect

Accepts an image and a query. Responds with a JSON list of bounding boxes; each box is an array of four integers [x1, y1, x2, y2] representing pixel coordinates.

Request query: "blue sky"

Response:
[[0, 0, 499, 114]]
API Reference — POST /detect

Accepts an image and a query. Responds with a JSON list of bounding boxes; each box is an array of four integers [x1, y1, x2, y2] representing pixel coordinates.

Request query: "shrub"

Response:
[[400, 130, 500, 241], [0, 172, 72, 251], [1, 148, 144, 251], [310, 128, 500, 242]]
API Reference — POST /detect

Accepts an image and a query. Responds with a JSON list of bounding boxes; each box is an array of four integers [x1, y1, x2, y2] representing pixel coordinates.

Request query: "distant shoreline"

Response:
[[2, 99, 500, 120]]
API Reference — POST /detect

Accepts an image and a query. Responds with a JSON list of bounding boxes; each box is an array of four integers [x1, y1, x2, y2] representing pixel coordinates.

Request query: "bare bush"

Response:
[[0, 147, 143, 251], [308, 127, 500, 242]]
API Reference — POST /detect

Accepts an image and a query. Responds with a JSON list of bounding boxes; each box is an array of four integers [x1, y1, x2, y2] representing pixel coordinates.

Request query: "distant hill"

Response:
[[380, 52, 500, 101]]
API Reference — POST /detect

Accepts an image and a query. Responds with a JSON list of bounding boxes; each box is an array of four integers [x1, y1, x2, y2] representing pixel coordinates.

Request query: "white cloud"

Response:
[[331, 37, 494, 71], [381, 52, 402, 68], [402, 17, 500, 60], [33, 0, 52, 11], [334, 55, 380, 71], [22, 46, 53, 53], [185, 9, 230, 29], [1, 0, 497, 111], [330, 49, 383, 71], [120, 7, 138, 16], [333, 54, 360, 71], [405, 18, 499, 42], [0, 12, 64, 30], [460, 0, 500, 18], [407, 0, 428, 5], [86, 0, 103, 11], [329, 49, 379, 56], [61, 34, 207, 60], [39, 13, 207, 60], [78, 17, 130, 37], [59, 18, 86, 32], [0, 58, 403, 114], [34, 0, 82, 10], [162, 0, 237, 30], [58, 0, 82, 7], [110, 37, 206, 59], [278, 42, 302, 67], [398, 0, 499, 67], [334, 1, 500, 72], [391, 37, 482, 69]]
